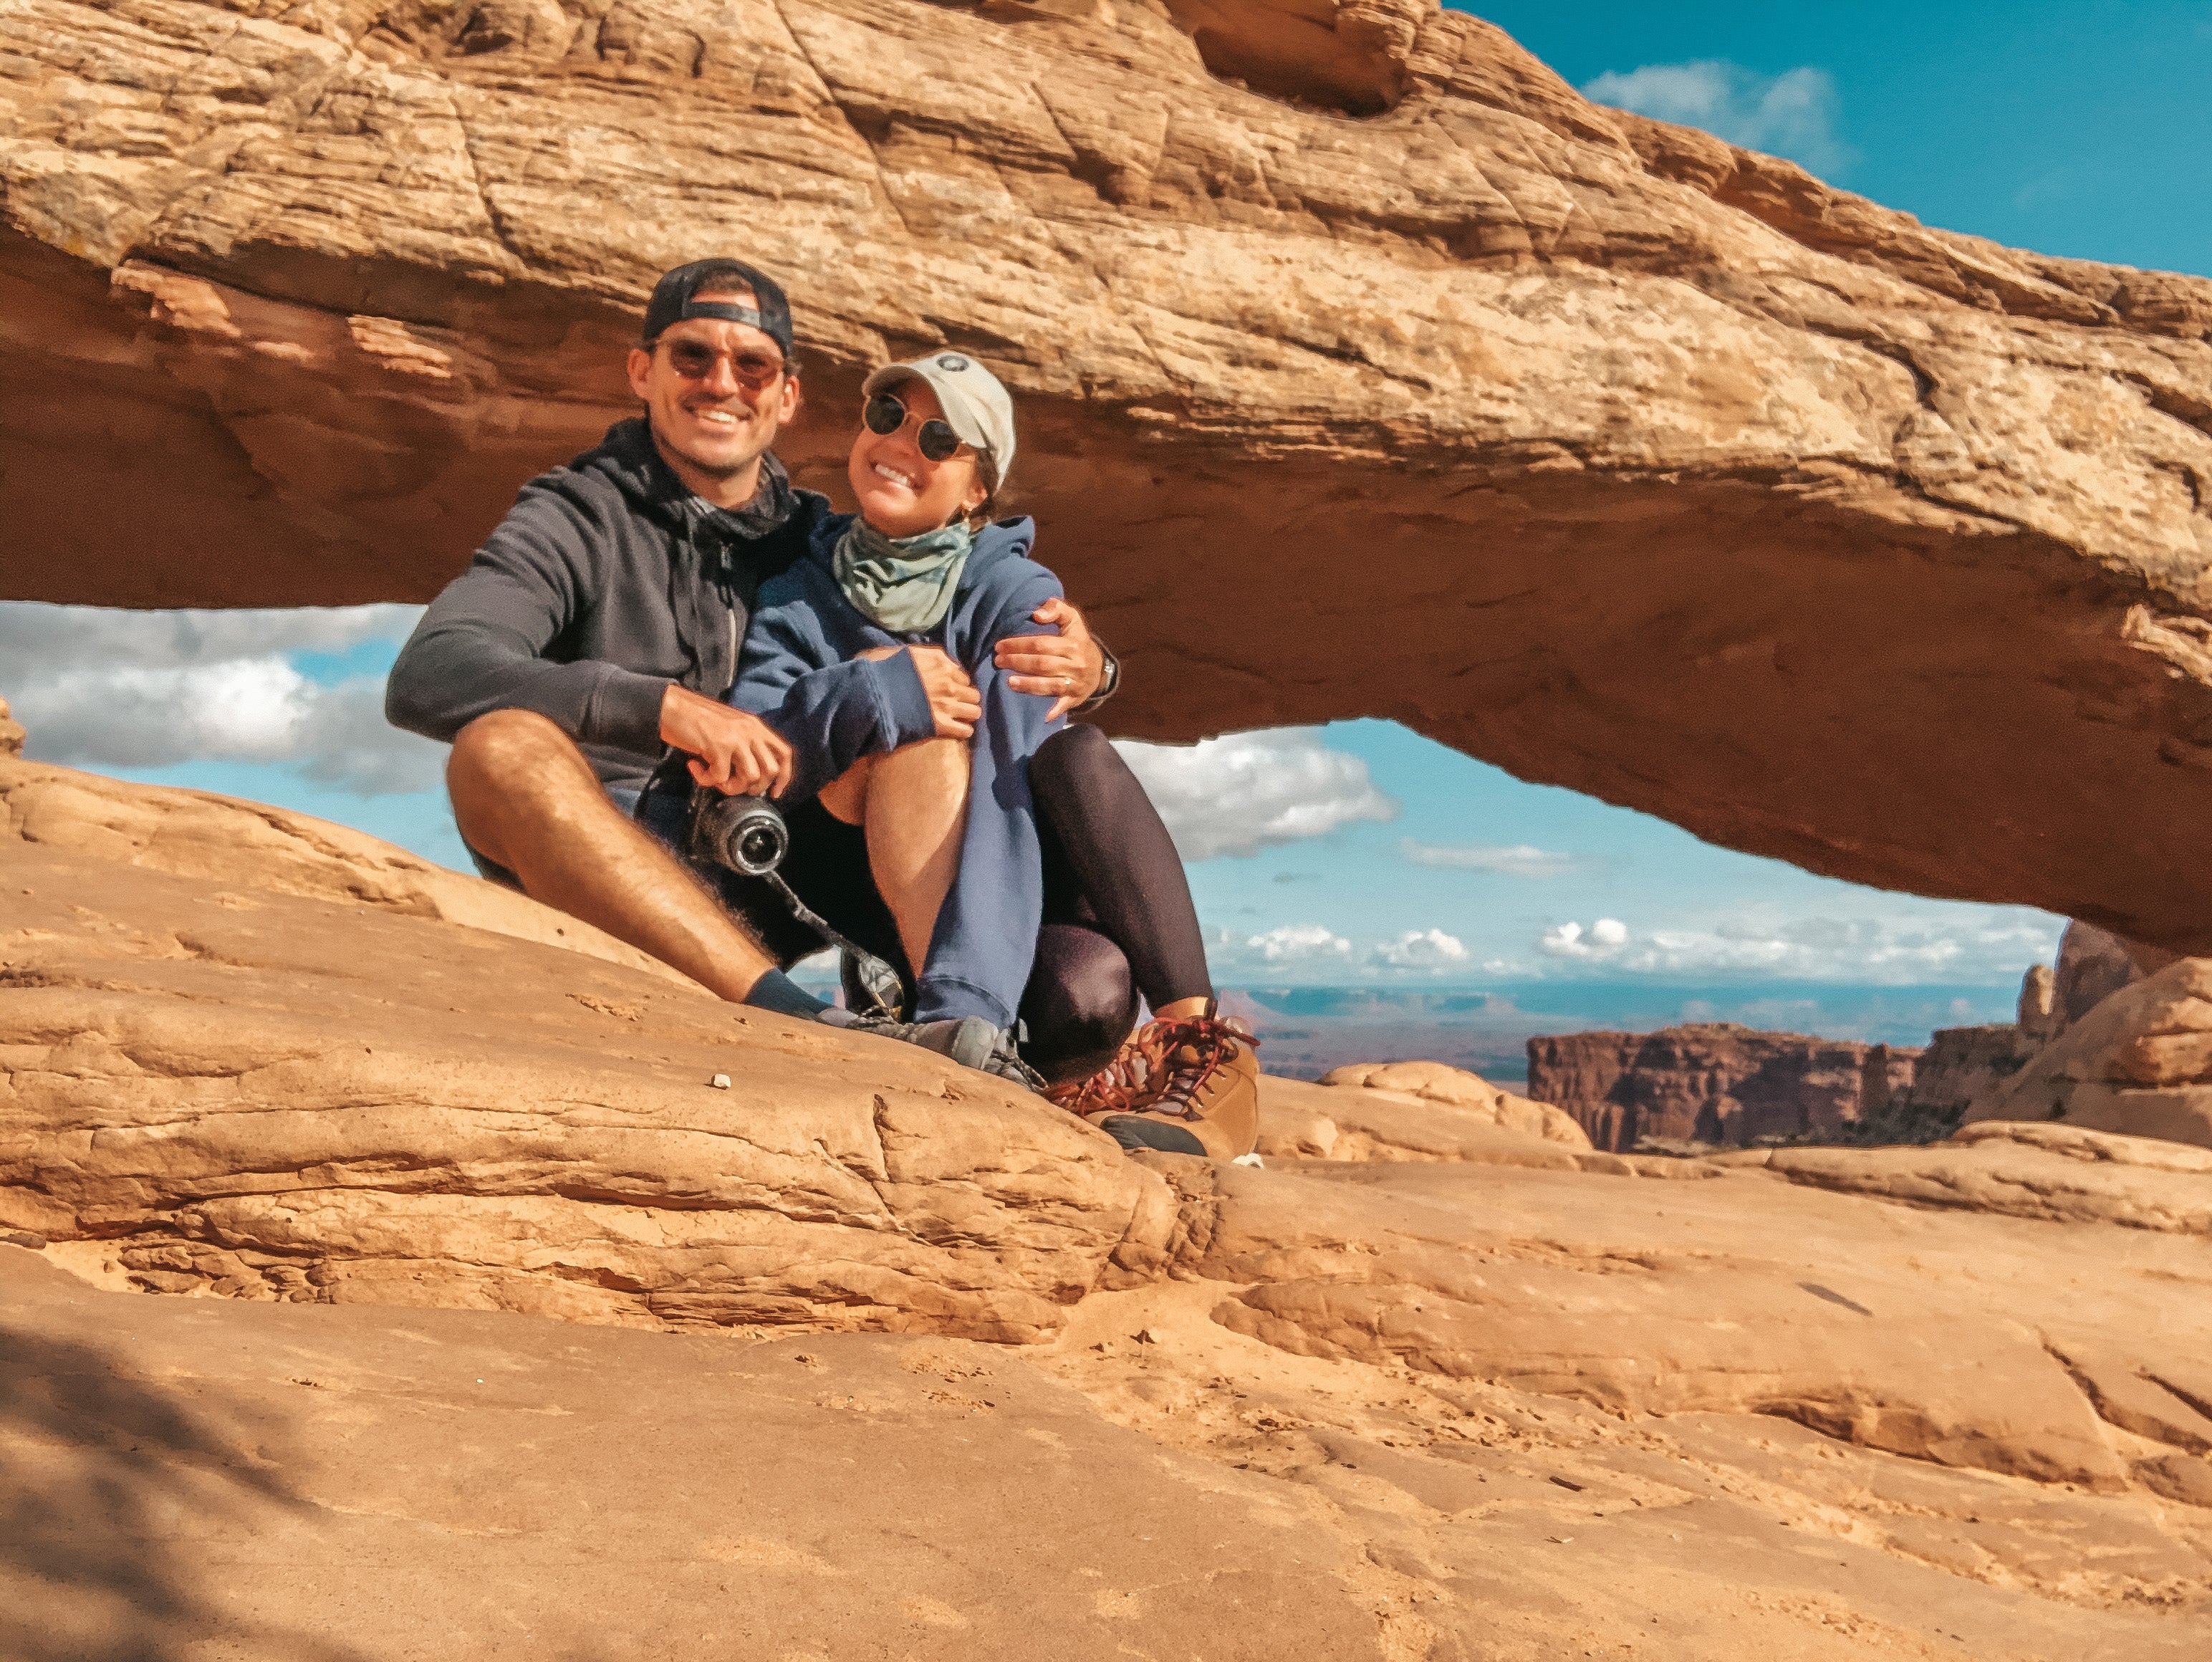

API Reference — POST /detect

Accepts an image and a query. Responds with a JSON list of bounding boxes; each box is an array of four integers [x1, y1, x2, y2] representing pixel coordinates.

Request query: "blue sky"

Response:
[[1465, 0, 2212, 277], [10, 2, 2205, 1034]]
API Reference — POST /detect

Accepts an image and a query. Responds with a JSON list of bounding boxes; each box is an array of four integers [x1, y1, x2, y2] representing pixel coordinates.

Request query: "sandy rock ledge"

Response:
[[6, 764, 2212, 1656], [1, 757, 1170, 1339]]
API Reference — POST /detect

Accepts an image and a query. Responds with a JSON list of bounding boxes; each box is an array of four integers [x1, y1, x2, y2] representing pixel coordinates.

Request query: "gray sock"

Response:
[[743, 969, 833, 1020]]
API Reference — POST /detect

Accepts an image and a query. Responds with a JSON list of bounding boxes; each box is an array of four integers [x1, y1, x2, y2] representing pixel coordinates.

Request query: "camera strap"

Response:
[[759, 871, 902, 1018], [638, 761, 903, 1021]]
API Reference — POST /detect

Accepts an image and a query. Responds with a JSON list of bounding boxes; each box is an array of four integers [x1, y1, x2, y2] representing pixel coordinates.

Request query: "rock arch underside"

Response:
[[4, 0, 2211, 947]]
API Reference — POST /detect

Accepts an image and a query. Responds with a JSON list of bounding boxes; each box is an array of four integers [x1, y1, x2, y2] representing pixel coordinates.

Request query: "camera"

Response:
[[686, 790, 789, 877]]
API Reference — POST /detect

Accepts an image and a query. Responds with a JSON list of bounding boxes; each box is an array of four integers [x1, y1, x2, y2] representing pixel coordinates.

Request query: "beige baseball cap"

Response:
[[862, 351, 1016, 490]]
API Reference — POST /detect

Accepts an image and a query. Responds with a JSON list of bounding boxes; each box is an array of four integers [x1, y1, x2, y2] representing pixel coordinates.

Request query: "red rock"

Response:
[[1526, 1023, 1918, 1151], [9, 764, 2212, 1653], [1969, 957, 2212, 1148], [1887, 1023, 2041, 1138], [2057, 919, 2183, 1024]]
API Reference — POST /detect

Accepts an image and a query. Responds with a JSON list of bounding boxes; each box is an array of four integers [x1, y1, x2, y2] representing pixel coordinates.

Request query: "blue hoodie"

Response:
[[728, 513, 1064, 1027]]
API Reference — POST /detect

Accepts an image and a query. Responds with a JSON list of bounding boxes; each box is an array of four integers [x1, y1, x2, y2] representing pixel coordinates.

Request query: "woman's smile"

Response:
[[848, 380, 985, 537]]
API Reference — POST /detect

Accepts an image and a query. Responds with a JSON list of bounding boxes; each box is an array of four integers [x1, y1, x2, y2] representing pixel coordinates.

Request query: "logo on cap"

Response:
[[937, 354, 970, 372]]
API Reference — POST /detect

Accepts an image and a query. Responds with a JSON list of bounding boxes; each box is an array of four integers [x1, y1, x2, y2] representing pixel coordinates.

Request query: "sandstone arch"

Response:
[[5, 0, 2211, 947]]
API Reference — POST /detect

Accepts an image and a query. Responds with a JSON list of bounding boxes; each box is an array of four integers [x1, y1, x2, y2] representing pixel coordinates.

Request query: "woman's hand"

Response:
[[995, 596, 1105, 721], [861, 645, 981, 739], [660, 684, 793, 797]]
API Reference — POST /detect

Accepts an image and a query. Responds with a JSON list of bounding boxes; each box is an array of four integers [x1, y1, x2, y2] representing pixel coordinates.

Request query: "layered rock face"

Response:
[[1970, 956, 2212, 1149], [0, 757, 1170, 1339], [6, 764, 2212, 1653], [1882, 929, 2192, 1142], [1876, 1021, 2039, 1140], [6, 0, 2212, 947], [1526, 1022, 1919, 1151]]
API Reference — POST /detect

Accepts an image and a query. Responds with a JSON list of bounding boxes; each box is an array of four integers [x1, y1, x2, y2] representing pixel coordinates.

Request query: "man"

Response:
[[385, 259, 1110, 1075]]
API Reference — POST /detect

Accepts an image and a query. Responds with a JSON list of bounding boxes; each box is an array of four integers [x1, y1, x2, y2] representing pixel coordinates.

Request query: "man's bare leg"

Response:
[[447, 709, 775, 1002], [819, 737, 971, 982]]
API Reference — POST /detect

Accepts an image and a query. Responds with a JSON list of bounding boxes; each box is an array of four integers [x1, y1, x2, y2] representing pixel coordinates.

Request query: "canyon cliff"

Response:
[[1526, 1024, 1919, 1151]]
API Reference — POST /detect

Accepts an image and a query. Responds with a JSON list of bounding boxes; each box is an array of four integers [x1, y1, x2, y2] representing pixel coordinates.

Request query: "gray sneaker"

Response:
[[828, 1011, 1043, 1090]]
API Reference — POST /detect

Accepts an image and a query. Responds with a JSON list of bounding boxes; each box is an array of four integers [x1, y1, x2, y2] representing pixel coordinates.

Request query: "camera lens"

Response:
[[737, 825, 781, 872], [688, 792, 789, 877]]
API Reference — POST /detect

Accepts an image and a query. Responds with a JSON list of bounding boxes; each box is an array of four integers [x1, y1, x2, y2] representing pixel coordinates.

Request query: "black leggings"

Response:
[[723, 725, 1211, 1085]]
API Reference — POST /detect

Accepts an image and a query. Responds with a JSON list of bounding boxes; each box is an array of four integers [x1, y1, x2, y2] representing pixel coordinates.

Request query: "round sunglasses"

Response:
[[864, 393, 965, 463], [660, 337, 784, 389]]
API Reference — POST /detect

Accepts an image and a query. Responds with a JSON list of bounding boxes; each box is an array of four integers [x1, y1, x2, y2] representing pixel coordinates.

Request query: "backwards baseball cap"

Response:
[[643, 259, 794, 360], [862, 351, 1017, 490]]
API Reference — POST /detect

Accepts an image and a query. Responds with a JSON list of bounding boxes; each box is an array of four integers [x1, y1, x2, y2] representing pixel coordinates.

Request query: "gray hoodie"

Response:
[[385, 418, 831, 792]]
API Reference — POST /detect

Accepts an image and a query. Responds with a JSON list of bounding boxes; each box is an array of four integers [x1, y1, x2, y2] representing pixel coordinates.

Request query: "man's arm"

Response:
[[385, 486, 669, 754], [992, 595, 1112, 720]]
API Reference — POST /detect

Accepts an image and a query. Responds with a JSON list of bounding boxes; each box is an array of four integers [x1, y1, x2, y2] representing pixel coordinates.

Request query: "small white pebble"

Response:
[[1231, 1153, 1264, 1168], [709, 1073, 731, 1090]]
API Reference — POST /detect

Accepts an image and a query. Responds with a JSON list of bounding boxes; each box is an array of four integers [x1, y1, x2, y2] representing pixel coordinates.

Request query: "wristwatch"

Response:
[[1075, 642, 1121, 712]]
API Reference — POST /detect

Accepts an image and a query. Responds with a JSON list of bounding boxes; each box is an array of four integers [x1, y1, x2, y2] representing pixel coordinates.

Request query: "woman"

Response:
[[727, 352, 1259, 1158]]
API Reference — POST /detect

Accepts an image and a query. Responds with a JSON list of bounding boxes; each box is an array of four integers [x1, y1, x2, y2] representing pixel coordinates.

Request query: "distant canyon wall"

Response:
[[1531, 921, 2206, 1151], [1526, 1024, 1920, 1151]]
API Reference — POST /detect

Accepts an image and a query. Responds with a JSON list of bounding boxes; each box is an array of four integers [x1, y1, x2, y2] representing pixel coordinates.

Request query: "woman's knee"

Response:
[[1032, 721, 1112, 797], [818, 751, 877, 824], [868, 735, 970, 807], [1020, 925, 1140, 1085], [890, 734, 971, 772]]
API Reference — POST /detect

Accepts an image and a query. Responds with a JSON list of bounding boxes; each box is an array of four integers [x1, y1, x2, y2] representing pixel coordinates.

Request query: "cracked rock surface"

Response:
[[1, 759, 1168, 1339], [5, 0, 2212, 946], [4, 764, 2212, 1653]]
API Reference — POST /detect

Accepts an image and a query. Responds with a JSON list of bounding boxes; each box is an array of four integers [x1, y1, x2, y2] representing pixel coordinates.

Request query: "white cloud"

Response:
[[1373, 928, 1471, 971], [1582, 59, 1852, 177], [0, 602, 441, 795], [1533, 910, 2062, 985], [1243, 923, 1356, 966], [1403, 838, 1582, 878], [0, 603, 420, 678], [1113, 729, 1398, 861], [1542, 918, 1630, 960], [1211, 921, 1495, 982]]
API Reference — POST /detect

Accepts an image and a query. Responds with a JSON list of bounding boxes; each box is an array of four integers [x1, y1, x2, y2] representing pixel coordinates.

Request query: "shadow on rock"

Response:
[[0, 1322, 366, 1662]]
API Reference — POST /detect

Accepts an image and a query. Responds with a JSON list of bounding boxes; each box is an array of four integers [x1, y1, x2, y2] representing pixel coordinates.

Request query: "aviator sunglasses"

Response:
[[660, 337, 784, 389], [864, 393, 966, 463]]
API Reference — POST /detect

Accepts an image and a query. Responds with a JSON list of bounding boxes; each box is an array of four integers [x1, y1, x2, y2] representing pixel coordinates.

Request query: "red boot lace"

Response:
[[1049, 1013, 1257, 1120]]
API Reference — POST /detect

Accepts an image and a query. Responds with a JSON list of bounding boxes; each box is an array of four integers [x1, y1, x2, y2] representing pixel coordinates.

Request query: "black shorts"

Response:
[[463, 782, 905, 979]]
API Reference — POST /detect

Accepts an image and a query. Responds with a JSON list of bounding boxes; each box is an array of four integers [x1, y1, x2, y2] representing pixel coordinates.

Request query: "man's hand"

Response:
[[995, 596, 1105, 721], [860, 645, 982, 739], [660, 684, 793, 797]]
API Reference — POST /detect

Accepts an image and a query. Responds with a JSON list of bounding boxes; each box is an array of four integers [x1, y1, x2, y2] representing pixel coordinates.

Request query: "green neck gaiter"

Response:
[[832, 517, 976, 634]]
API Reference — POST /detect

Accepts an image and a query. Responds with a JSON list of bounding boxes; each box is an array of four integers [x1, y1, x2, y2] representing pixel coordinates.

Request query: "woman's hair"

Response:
[[968, 468, 1016, 527]]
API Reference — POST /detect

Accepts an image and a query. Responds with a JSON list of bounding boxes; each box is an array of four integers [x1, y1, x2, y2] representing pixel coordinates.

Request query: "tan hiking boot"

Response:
[[1047, 1002, 1260, 1159]]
